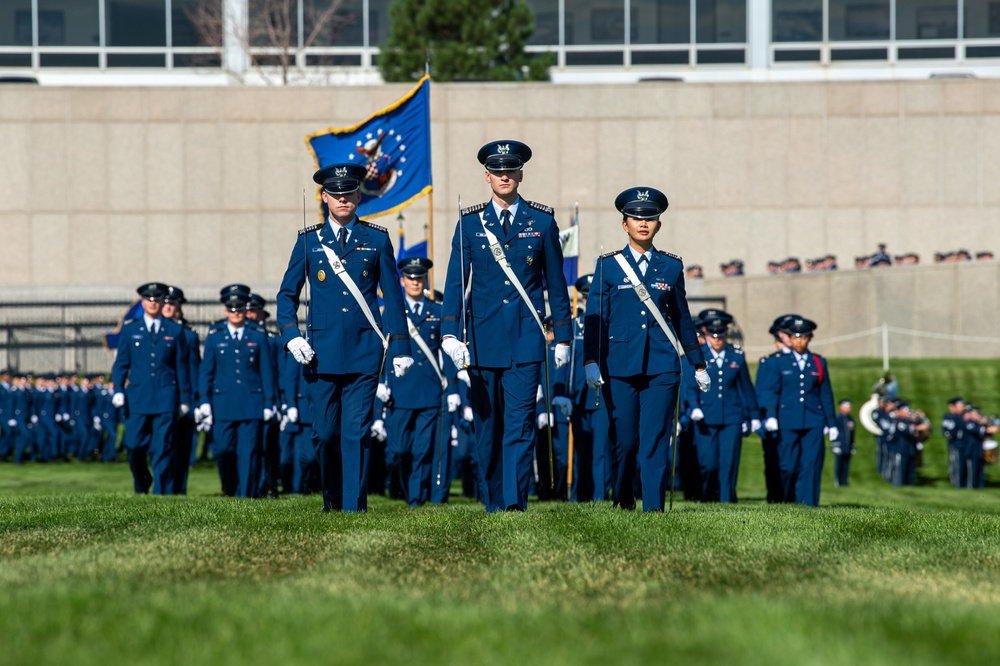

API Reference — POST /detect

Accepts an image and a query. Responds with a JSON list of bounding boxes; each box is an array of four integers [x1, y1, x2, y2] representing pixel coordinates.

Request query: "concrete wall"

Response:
[[1, 79, 998, 356]]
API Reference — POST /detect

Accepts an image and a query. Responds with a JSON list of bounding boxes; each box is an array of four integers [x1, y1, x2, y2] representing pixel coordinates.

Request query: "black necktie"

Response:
[[637, 255, 648, 276], [412, 303, 421, 317], [501, 209, 511, 235], [338, 227, 347, 250]]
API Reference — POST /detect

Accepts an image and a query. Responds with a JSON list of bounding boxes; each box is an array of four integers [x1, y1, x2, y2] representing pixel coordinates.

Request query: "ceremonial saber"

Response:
[[543, 346, 555, 490]]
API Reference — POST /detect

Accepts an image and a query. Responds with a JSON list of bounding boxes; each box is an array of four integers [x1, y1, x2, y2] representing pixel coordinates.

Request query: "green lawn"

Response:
[[2, 359, 999, 665]]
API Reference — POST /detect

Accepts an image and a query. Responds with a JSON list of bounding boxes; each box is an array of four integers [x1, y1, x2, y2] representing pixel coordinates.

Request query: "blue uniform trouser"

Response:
[[278, 422, 295, 493], [760, 431, 783, 503], [469, 363, 541, 513], [452, 419, 479, 499], [101, 419, 119, 462], [693, 422, 742, 503], [124, 411, 175, 495], [306, 372, 377, 512], [570, 404, 612, 502], [279, 422, 318, 494], [833, 451, 852, 486], [603, 371, 680, 512], [212, 419, 264, 498], [957, 440, 982, 489], [777, 426, 825, 507], [387, 406, 438, 506], [12, 424, 31, 464], [429, 411, 453, 504], [172, 414, 195, 494]]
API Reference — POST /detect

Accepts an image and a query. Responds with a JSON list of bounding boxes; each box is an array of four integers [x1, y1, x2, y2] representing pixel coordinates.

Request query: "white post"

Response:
[[747, 0, 770, 77], [224, 0, 249, 75]]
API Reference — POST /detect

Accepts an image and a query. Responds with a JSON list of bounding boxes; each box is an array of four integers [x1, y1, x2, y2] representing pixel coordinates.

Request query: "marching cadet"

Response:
[[93, 375, 121, 463], [71, 374, 98, 461], [162, 285, 201, 494], [754, 315, 794, 502], [279, 339, 319, 494], [830, 399, 856, 487], [111, 282, 192, 495], [198, 290, 277, 498], [583, 186, 709, 511], [380, 257, 454, 507], [276, 163, 413, 513], [34, 374, 61, 462], [684, 314, 758, 503], [958, 405, 996, 489], [567, 274, 613, 502], [755, 316, 836, 507], [941, 397, 966, 487], [0, 369, 11, 460], [9, 373, 35, 464], [427, 286, 461, 505], [440, 140, 572, 513], [246, 293, 282, 496]]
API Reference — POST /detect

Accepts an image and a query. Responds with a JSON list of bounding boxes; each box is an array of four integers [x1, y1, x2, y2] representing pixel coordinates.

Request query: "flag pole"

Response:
[[428, 190, 436, 299]]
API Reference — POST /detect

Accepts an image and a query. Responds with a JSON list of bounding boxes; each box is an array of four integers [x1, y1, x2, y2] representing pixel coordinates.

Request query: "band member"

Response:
[[583, 186, 709, 511]]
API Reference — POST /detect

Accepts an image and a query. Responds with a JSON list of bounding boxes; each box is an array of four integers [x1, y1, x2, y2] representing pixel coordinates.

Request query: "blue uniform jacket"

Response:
[[441, 197, 572, 368], [385, 298, 455, 410], [276, 218, 412, 375], [112, 317, 191, 415], [199, 325, 276, 422], [756, 351, 835, 429], [7, 386, 31, 425], [583, 247, 704, 377], [684, 343, 757, 425]]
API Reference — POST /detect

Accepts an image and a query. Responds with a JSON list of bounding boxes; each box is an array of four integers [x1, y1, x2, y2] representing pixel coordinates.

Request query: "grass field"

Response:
[[2, 359, 1000, 665]]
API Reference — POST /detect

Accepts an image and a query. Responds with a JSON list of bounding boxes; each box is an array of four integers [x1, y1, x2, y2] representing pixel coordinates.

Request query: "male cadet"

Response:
[[440, 140, 573, 513], [111, 282, 192, 494], [276, 163, 413, 513], [162, 285, 201, 494], [830, 399, 856, 487], [684, 314, 758, 503], [198, 290, 277, 498], [246, 293, 282, 496], [379, 257, 454, 507], [567, 274, 612, 502], [941, 397, 965, 487], [755, 316, 836, 507], [754, 314, 794, 503]]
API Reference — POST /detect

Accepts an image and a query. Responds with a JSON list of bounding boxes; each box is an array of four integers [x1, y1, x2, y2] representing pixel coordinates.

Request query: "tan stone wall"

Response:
[[0, 79, 997, 356]]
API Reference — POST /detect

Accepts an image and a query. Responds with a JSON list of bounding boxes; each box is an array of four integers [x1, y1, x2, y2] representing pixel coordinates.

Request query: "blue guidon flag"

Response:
[[306, 74, 432, 220]]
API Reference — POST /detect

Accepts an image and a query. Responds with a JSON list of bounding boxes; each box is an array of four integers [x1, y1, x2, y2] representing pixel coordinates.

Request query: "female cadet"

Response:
[[583, 187, 710, 511]]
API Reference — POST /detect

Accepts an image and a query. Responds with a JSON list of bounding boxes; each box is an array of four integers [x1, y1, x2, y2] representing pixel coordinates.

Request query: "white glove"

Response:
[[112, 392, 125, 408], [54, 414, 63, 423], [827, 426, 839, 441], [442, 337, 470, 369], [537, 413, 551, 428], [286, 407, 299, 423], [447, 394, 462, 412], [751, 418, 761, 432], [585, 363, 604, 390], [287, 336, 315, 365], [280, 416, 289, 432], [178, 403, 190, 417], [463, 406, 474, 423], [196, 403, 213, 424], [552, 396, 573, 419], [832, 446, 842, 455], [7, 419, 16, 428], [370, 418, 387, 442], [196, 418, 212, 433], [93, 415, 101, 427], [765, 417, 779, 432], [536, 384, 544, 402], [456, 369, 471, 387], [695, 368, 711, 392], [554, 343, 570, 369], [62, 412, 71, 421], [30, 415, 38, 424], [690, 408, 705, 422], [376, 383, 392, 402], [450, 425, 458, 442], [393, 356, 414, 378], [741, 421, 750, 435], [264, 407, 275, 421]]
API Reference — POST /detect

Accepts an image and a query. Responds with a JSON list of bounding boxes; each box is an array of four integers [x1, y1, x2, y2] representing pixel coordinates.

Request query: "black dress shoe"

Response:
[[505, 505, 525, 512], [321, 503, 332, 513]]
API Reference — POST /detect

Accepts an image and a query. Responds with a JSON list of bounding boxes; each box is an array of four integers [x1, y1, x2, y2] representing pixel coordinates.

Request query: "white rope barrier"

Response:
[[740, 324, 1000, 354]]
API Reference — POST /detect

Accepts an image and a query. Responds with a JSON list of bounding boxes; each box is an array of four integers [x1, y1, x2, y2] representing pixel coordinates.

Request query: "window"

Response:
[[773, 0, 823, 41], [106, 0, 168, 47]]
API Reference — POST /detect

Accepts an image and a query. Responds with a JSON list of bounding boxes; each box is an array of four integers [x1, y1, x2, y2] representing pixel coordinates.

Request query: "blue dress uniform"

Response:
[[279, 346, 319, 494], [111, 282, 192, 495], [941, 398, 965, 487], [163, 286, 201, 494], [8, 378, 34, 464], [245, 294, 282, 496], [440, 141, 572, 513], [200, 292, 277, 498], [684, 319, 758, 504], [567, 276, 613, 502], [755, 317, 835, 507], [383, 258, 454, 506], [276, 163, 412, 513], [583, 187, 705, 512], [831, 401, 856, 487]]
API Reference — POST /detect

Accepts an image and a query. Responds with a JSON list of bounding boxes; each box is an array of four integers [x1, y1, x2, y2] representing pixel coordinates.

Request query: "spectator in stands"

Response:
[[720, 259, 744, 277], [977, 251, 994, 261], [855, 255, 870, 269], [685, 264, 704, 279], [895, 253, 919, 265], [870, 244, 892, 267]]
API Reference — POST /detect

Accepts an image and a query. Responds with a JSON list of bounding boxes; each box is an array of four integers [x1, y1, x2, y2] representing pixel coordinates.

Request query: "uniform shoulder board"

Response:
[[657, 250, 683, 261], [758, 356, 768, 364], [525, 200, 554, 215], [298, 223, 323, 236], [123, 318, 137, 326], [461, 202, 488, 216], [361, 221, 388, 234], [600, 249, 622, 259]]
